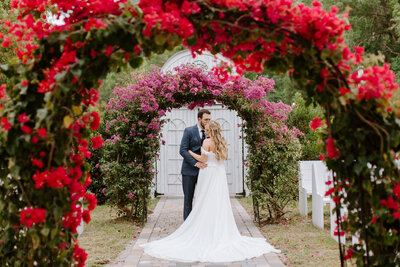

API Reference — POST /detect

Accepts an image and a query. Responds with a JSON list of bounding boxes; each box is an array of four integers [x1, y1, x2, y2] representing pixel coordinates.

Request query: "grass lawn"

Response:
[[79, 198, 160, 266], [237, 197, 356, 267]]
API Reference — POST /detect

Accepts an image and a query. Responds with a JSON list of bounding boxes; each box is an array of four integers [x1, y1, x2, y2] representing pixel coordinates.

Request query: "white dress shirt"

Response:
[[197, 123, 204, 139]]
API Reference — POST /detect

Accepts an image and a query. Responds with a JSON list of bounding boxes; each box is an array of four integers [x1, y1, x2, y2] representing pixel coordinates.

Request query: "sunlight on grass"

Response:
[[79, 198, 160, 266], [237, 197, 356, 267]]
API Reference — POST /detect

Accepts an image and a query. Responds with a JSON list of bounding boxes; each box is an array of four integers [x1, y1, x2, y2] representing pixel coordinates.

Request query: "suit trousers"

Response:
[[182, 174, 198, 220]]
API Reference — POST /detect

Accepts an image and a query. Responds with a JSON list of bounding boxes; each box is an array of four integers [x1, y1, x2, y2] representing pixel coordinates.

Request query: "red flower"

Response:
[[325, 187, 334, 197], [134, 45, 141, 54], [1, 118, 11, 131], [47, 167, 71, 188], [32, 170, 47, 189], [326, 137, 339, 159], [21, 80, 28, 86], [79, 139, 89, 148], [73, 244, 88, 267], [372, 216, 377, 223], [32, 167, 72, 189], [82, 210, 91, 223], [91, 136, 104, 149], [393, 212, 400, 219], [31, 135, 39, 144], [32, 158, 44, 169], [381, 197, 400, 210], [37, 128, 47, 138], [85, 193, 97, 211], [21, 125, 32, 134], [320, 68, 329, 80], [344, 248, 353, 260], [0, 84, 6, 99], [83, 173, 92, 187], [20, 208, 46, 227], [319, 154, 324, 160], [310, 117, 322, 131], [393, 184, 400, 199], [105, 46, 113, 56], [90, 49, 96, 58], [339, 87, 350, 96], [90, 111, 100, 131], [71, 154, 83, 166]]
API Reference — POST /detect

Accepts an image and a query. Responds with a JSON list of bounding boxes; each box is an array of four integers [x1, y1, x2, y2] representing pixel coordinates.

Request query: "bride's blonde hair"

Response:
[[208, 120, 228, 161]]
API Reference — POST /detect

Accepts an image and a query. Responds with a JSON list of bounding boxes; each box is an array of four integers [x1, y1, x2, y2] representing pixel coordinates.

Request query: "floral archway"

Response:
[[99, 64, 300, 225], [0, 0, 399, 266]]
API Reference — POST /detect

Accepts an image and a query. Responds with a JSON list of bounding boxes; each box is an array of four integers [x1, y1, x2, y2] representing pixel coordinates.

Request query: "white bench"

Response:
[[311, 163, 332, 229], [298, 160, 320, 216], [329, 198, 347, 243]]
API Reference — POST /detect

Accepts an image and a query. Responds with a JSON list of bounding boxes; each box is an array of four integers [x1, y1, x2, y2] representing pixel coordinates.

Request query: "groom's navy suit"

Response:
[[179, 124, 203, 220]]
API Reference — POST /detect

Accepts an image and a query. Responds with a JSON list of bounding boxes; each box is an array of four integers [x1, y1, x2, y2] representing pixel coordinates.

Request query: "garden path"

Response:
[[107, 197, 285, 267]]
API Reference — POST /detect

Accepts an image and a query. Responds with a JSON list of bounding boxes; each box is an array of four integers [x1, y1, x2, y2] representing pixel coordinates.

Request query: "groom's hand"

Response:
[[195, 162, 207, 169]]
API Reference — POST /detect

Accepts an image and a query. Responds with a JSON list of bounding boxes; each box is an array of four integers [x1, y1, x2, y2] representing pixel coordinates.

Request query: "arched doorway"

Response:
[[155, 50, 247, 196]]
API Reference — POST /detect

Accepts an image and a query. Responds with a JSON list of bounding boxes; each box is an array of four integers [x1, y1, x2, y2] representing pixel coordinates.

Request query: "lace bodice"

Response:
[[201, 147, 224, 166]]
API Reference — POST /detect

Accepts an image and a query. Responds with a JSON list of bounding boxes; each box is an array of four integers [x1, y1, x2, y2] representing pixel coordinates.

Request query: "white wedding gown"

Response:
[[140, 148, 280, 263]]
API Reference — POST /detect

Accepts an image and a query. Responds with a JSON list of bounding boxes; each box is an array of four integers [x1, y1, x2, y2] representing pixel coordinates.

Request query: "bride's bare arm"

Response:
[[189, 140, 210, 163]]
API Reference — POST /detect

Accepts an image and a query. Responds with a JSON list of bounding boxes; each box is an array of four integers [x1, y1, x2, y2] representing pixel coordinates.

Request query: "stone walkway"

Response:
[[107, 197, 285, 267]]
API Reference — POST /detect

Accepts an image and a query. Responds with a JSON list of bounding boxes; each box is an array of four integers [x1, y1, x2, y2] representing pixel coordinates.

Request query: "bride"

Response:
[[140, 120, 280, 263]]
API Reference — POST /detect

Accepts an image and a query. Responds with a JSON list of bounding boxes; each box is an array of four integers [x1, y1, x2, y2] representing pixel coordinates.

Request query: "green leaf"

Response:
[[31, 233, 40, 250], [51, 229, 58, 239], [36, 108, 48, 121], [186, 35, 198, 47], [154, 33, 168, 46], [63, 115, 74, 128], [0, 64, 9, 71], [129, 56, 143, 69], [72, 105, 82, 115], [40, 227, 50, 237]]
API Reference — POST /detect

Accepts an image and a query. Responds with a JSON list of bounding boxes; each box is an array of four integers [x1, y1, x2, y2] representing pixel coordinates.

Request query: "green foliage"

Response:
[[288, 92, 322, 160], [98, 109, 159, 221], [246, 122, 302, 222], [0, 0, 14, 85]]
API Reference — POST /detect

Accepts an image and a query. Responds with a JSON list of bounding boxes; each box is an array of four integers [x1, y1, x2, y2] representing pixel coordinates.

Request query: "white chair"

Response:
[[311, 162, 332, 229]]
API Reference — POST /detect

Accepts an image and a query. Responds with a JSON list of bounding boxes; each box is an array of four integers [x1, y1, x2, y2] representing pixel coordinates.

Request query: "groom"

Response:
[[179, 109, 211, 220]]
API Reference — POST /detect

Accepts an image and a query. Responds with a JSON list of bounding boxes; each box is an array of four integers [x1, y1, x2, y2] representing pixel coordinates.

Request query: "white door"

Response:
[[155, 105, 244, 196]]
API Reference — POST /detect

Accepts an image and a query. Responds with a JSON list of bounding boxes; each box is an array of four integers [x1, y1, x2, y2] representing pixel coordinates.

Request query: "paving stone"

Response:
[[107, 197, 285, 267]]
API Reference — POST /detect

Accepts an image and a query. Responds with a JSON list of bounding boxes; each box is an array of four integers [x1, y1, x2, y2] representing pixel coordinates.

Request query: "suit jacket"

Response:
[[180, 125, 202, 176]]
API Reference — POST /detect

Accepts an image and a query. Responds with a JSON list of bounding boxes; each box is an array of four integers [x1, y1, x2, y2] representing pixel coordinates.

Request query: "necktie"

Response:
[[201, 129, 206, 144]]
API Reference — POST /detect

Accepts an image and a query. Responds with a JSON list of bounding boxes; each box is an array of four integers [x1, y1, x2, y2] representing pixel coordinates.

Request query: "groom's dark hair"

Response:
[[198, 109, 211, 119]]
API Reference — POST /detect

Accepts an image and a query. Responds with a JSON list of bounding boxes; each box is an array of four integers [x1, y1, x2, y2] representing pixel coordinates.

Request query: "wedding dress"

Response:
[[140, 148, 280, 263]]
